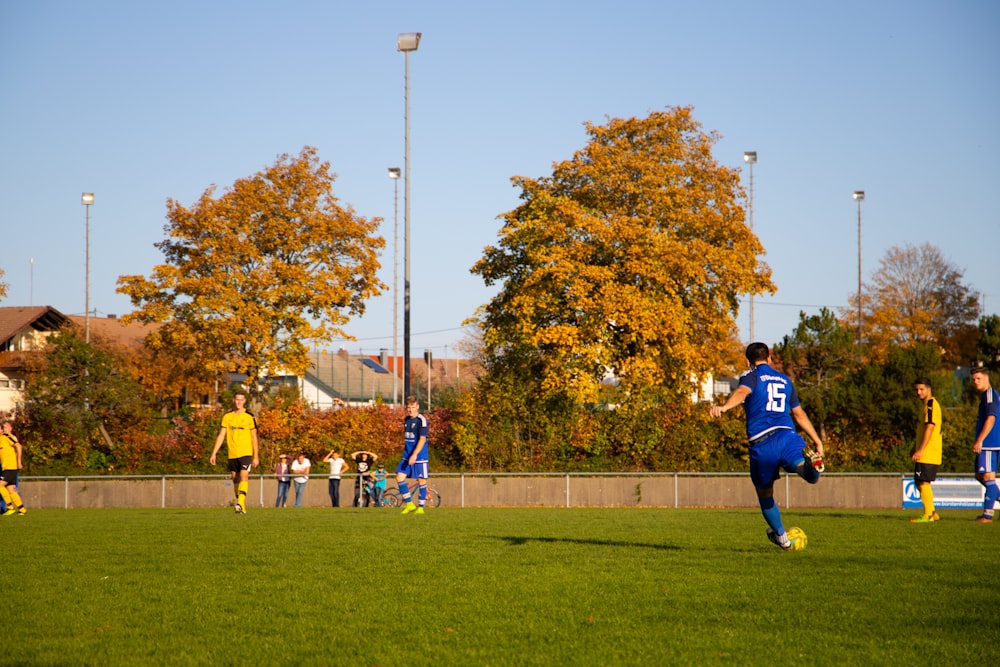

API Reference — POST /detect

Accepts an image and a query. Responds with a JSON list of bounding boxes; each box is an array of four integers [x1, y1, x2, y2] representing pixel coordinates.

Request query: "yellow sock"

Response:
[[237, 480, 248, 507], [0, 486, 11, 506], [919, 483, 935, 516], [9, 489, 23, 509]]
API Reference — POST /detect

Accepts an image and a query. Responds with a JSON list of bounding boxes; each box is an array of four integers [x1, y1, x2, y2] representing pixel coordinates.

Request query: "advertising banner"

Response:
[[902, 477, 987, 509]]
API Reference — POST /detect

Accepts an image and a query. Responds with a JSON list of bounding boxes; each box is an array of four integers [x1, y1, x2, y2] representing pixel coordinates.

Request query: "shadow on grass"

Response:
[[495, 535, 681, 551]]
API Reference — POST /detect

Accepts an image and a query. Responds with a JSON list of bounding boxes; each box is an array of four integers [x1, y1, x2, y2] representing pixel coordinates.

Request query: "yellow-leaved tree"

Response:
[[117, 147, 385, 396], [472, 107, 772, 403], [844, 242, 980, 366]]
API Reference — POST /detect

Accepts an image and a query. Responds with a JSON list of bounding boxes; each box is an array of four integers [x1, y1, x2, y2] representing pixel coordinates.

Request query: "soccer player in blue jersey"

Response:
[[970, 362, 1000, 523], [709, 342, 825, 550], [397, 395, 430, 515]]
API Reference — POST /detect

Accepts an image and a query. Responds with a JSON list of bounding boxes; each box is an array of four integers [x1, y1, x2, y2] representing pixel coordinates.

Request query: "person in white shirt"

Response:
[[321, 450, 350, 507], [290, 453, 311, 508]]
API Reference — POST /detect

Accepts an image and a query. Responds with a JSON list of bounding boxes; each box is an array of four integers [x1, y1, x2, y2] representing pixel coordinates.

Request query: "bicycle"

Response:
[[358, 478, 423, 508], [381, 481, 441, 509]]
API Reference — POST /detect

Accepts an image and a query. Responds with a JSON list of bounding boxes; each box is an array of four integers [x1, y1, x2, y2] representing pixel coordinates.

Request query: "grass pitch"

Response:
[[4, 506, 996, 665]]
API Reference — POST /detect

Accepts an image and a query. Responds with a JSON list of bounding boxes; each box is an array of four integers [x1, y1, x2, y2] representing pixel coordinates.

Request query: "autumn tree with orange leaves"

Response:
[[117, 147, 385, 397], [844, 242, 979, 366], [472, 107, 772, 404]]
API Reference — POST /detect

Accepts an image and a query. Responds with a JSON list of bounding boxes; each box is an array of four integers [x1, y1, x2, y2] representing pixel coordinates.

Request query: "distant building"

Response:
[[0, 306, 70, 414], [299, 348, 479, 408], [0, 305, 480, 413]]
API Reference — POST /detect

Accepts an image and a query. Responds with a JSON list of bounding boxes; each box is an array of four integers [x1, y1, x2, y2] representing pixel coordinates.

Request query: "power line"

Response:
[[747, 300, 848, 309], [333, 325, 470, 344]]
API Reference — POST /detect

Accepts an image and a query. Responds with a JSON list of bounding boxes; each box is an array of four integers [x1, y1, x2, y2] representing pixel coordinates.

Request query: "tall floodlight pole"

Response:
[[398, 32, 421, 399], [853, 190, 865, 349], [743, 151, 757, 342], [388, 167, 401, 405], [82, 192, 94, 343]]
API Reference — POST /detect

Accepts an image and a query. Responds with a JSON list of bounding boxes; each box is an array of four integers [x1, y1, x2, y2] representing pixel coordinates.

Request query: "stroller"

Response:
[[355, 474, 387, 507], [360, 476, 387, 507]]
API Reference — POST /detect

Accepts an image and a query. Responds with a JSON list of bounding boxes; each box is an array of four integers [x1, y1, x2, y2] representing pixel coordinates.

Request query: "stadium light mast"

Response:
[[853, 190, 865, 349], [388, 167, 401, 405], [81, 192, 94, 343], [743, 151, 757, 342], [398, 31, 421, 399]]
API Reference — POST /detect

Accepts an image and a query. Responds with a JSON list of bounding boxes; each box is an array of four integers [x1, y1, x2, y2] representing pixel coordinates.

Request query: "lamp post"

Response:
[[388, 167, 401, 405], [743, 151, 757, 342], [853, 190, 865, 348], [81, 192, 94, 343], [398, 31, 421, 399]]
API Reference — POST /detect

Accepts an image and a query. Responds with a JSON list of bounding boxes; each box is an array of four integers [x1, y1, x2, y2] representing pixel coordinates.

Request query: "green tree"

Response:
[[829, 344, 944, 469], [976, 313, 1000, 370], [772, 308, 856, 441], [20, 330, 152, 468], [472, 107, 773, 405], [117, 147, 385, 396]]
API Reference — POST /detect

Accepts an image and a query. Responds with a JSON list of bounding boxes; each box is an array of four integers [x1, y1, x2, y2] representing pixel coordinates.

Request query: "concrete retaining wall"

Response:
[[18, 473, 912, 510]]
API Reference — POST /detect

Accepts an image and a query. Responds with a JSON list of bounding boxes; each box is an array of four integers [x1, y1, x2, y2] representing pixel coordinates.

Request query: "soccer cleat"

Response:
[[802, 447, 825, 473], [974, 515, 992, 523], [17, 507, 26, 515], [401, 502, 418, 515], [414, 507, 425, 515], [2, 509, 15, 516], [766, 527, 792, 551], [910, 512, 939, 523], [234, 501, 245, 514]]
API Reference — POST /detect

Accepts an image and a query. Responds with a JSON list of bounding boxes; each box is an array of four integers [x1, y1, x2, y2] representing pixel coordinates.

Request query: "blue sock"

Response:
[[985, 481, 999, 516], [418, 485, 427, 506], [759, 496, 784, 534], [399, 481, 411, 502]]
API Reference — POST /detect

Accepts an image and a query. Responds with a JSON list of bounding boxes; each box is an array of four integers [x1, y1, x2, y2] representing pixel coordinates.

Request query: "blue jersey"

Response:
[[738, 363, 801, 442], [976, 387, 1000, 451], [403, 413, 430, 462]]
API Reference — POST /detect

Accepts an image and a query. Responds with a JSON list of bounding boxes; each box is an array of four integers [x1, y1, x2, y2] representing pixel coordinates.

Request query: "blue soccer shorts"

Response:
[[976, 450, 999, 475], [749, 429, 806, 490], [395, 460, 428, 480]]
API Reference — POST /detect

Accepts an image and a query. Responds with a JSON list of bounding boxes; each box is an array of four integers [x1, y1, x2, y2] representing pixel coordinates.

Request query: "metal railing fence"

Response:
[[16, 471, 960, 510]]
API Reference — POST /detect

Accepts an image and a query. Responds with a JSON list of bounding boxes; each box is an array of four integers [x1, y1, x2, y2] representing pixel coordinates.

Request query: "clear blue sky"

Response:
[[2, 1, 997, 358]]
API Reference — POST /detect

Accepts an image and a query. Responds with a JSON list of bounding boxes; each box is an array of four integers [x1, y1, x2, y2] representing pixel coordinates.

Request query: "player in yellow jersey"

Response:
[[210, 391, 260, 513], [0, 421, 26, 515], [910, 377, 943, 523]]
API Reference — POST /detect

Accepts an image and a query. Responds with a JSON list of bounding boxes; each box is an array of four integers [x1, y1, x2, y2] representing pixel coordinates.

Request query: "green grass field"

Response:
[[4, 506, 996, 666]]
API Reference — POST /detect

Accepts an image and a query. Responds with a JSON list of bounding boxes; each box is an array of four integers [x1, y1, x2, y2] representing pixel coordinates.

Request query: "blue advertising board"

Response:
[[902, 477, 987, 509]]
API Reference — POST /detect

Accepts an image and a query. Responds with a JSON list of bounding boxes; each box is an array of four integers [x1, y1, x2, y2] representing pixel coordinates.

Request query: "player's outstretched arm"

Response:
[[791, 405, 823, 456], [709, 386, 750, 419]]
